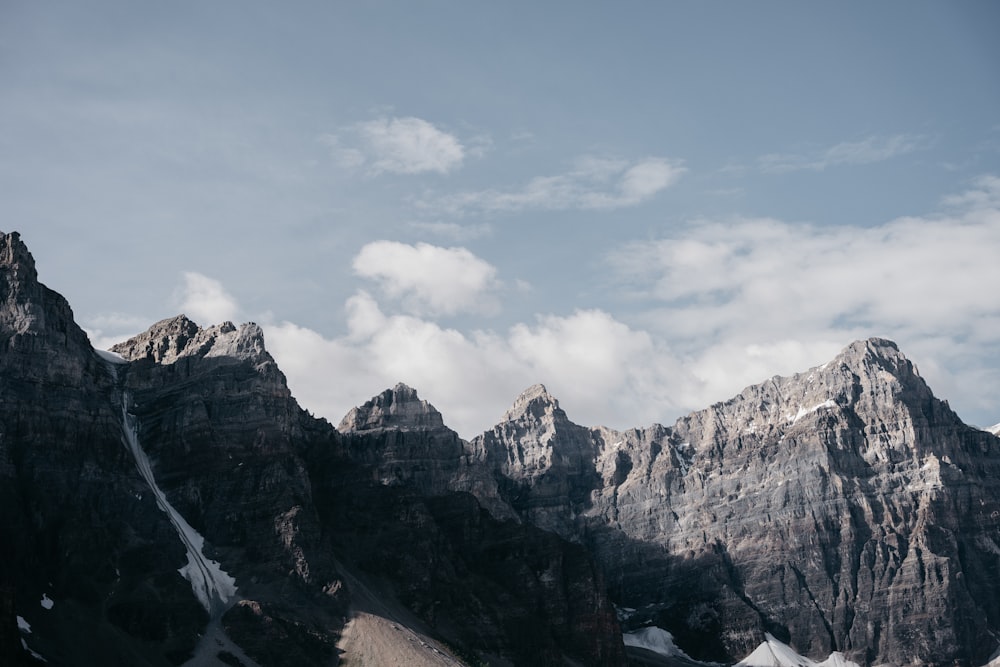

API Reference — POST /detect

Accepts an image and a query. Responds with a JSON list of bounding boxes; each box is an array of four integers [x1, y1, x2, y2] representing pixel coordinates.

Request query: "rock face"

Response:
[[1, 232, 210, 664], [5, 229, 1000, 667], [457, 339, 1000, 666], [1, 230, 626, 666], [324, 383, 626, 665]]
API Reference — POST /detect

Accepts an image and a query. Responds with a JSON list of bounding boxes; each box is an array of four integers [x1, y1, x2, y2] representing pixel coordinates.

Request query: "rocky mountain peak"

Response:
[[111, 316, 271, 367], [337, 382, 446, 432], [833, 337, 917, 380], [0, 231, 37, 282], [1, 231, 92, 356], [501, 383, 564, 423]]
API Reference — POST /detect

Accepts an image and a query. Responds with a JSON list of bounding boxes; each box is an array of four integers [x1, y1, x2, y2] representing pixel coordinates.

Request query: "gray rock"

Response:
[[462, 338, 1000, 665]]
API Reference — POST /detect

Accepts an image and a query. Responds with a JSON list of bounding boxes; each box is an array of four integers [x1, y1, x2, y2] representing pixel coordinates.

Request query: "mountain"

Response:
[[456, 339, 1000, 665], [4, 229, 1000, 666], [1, 230, 623, 666]]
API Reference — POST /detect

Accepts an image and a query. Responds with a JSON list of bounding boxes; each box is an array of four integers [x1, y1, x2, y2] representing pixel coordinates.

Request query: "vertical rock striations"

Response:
[[458, 338, 1000, 666]]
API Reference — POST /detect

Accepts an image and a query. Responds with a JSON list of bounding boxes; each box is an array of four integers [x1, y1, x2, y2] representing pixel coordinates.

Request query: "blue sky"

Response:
[[2, 1, 999, 436]]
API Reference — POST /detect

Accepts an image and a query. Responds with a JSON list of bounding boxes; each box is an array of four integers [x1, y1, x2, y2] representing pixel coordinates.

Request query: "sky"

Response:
[[2, 1, 999, 437]]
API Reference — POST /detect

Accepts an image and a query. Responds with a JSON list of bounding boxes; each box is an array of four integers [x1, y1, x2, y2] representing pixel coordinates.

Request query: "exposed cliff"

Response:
[[457, 338, 1000, 665]]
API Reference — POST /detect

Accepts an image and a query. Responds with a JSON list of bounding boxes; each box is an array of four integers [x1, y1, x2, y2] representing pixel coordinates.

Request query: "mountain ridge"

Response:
[[4, 229, 1000, 667]]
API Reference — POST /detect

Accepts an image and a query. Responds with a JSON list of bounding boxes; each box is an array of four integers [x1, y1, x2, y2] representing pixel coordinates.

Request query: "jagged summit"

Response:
[[1, 230, 93, 355], [0, 231, 37, 280], [337, 382, 446, 432], [110, 314, 272, 371], [832, 337, 921, 381], [500, 383, 565, 423]]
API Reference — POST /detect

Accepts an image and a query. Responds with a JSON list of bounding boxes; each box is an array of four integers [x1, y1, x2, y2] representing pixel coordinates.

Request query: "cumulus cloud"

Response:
[[127, 176, 1000, 437], [607, 175, 1000, 423], [173, 271, 240, 325], [323, 116, 465, 175], [352, 241, 501, 316], [82, 312, 154, 351], [758, 134, 923, 173], [264, 296, 685, 438], [428, 156, 685, 214]]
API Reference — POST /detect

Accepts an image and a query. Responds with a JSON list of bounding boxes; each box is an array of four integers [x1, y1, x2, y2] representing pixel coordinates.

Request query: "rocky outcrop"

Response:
[[334, 383, 465, 495], [109, 315, 350, 665], [464, 384, 601, 538]]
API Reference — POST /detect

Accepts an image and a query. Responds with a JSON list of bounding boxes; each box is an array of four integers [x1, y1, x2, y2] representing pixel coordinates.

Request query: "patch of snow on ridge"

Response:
[[786, 400, 837, 425], [983, 642, 1000, 667], [20, 638, 47, 662], [39, 594, 53, 610], [987, 422, 1000, 436], [121, 395, 237, 615], [675, 442, 693, 475], [736, 633, 860, 667], [17, 616, 31, 633], [95, 348, 127, 364], [623, 627, 691, 660]]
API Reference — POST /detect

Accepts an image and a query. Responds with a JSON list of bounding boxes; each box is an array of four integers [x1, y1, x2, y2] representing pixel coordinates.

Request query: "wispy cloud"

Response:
[[407, 221, 493, 241], [427, 156, 686, 215], [322, 116, 466, 175], [758, 134, 923, 173]]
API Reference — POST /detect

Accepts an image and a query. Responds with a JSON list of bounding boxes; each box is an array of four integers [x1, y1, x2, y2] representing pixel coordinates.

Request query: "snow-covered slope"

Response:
[[736, 634, 860, 667], [623, 627, 692, 660], [121, 392, 237, 615]]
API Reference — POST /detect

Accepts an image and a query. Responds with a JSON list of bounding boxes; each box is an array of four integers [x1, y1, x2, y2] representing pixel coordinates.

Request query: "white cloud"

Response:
[[352, 241, 501, 316], [173, 271, 240, 325], [324, 116, 465, 175], [264, 297, 685, 437], [111, 176, 1000, 438], [758, 134, 923, 173], [607, 176, 1000, 422], [82, 312, 152, 350], [429, 156, 686, 214]]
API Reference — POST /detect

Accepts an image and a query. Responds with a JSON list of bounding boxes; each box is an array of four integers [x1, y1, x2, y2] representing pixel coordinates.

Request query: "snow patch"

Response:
[[983, 641, 1000, 667], [39, 594, 53, 610], [121, 396, 237, 615], [987, 422, 1000, 436], [623, 626, 692, 660], [737, 633, 860, 667], [675, 443, 693, 475], [95, 348, 127, 364], [786, 400, 837, 425], [17, 615, 31, 633], [20, 638, 47, 662]]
